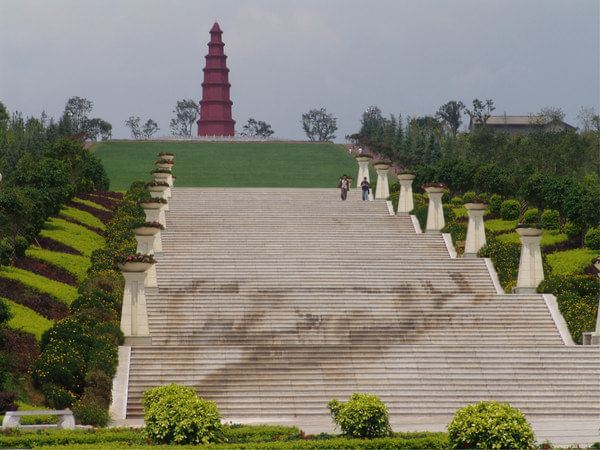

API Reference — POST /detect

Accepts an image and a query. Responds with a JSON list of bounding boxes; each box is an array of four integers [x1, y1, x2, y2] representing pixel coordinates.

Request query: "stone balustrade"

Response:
[[373, 162, 390, 200], [142, 202, 167, 228], [464, 202, 487, 257], [396, 174, 415, 215], [514, 227, 544, 293], [355, 155, 372, 189], [120, 265, 153, 345], [424, 186, 445, 232]]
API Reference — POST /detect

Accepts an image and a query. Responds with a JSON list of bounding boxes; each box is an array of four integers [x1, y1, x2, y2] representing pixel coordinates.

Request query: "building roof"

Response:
[[471, 115, 575, 129]]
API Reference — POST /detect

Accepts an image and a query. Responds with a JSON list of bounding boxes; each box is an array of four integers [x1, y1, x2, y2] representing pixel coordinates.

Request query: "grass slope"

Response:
[[4, 298, 53, 340], [0, 267, 77, 304], [40, 218, 104, 257], [60, 206, 106, 230], [547, 248, 598, 275], [26, 247, 90, 282], [93, 141, 358, 190], [72, 197, 110, 211]]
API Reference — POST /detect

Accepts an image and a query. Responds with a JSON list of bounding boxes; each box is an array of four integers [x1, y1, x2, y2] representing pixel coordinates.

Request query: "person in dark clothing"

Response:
[[360, 177, 370, 201], [339, 175, 350, 200]]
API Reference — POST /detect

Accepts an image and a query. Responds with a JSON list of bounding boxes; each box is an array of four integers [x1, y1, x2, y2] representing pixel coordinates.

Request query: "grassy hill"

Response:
[[93, 141, 358, 190]]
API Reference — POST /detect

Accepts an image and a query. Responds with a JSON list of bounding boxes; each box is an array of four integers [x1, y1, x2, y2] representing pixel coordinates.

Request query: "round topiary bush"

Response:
[[450, 196, 463, 207], [500, 199, 520, 221], [447, 401, 535, 449], [584, 227, 600, 250], [541, 209, 560, 230], [327, 393, 391, 439], [522, 208, 539, 225], [143, 384, 223, 445], [564, 221, 583, 240], [488, 194, 503, 214], [462, 191, 477, 203]]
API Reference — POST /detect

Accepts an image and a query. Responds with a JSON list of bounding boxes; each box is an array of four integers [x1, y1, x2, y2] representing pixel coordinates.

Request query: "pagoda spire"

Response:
[[197, 21, 235, 136]]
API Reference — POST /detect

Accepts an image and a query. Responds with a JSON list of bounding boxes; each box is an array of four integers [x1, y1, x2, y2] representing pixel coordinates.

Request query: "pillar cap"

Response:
[[373, 161, 391, 170], [464, 202, 487, 211], [397, 173, 416, 181], [355, 155, 373, 161], [516, 226, 543, 236]]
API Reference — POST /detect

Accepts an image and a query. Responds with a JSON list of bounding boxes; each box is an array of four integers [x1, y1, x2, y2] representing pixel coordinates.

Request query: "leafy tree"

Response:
[[576, 106, 597, 132], [86, 118, 112, 141], [436, 100, 465, 135], [465, 98, 495, 126], [169, 99, 198, 137], [0, 102, 8, 127], [125, 116, 141, 139], [241, 118, 274, 138], [64, 97, 93, 133], [301, 108, 337, 141], [539, 106, 565, 122], [142, 119, 159, 139]]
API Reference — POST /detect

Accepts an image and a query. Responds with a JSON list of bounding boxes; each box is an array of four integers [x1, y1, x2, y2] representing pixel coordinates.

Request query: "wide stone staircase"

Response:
[[124, 188, 600, 436]]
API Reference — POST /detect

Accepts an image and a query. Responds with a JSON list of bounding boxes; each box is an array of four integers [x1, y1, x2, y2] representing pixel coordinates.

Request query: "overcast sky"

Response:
[[1, 0, 598, 140]]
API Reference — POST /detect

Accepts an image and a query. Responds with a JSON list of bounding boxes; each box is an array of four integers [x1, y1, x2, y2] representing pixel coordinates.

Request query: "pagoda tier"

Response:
[[197, 22, 235, 136]]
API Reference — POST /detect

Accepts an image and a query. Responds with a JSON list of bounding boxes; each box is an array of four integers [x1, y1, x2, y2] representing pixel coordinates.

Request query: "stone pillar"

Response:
[[355, 156, 372, 188], [397, 174, 415, 215], [121, 270, 152, 345], [373, 163, 390, 199], [142, 204, 167, 228], [514, 227, 544, 293], [464, 203, 487, 257], [135, 235, 158, 288], [424, 186, 445, 232]]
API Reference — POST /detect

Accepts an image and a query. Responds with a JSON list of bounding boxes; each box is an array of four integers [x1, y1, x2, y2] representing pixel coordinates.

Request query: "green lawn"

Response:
[[485, 219, 518, 233], [93, 141, 358, 190], [4, 298, 53, 340], [60, 206, 106, 230], [26, 247, 90, 282], [496, 229, 568, 247], [40, 218, 104, 257], [547, 247, 598, 275], [72, 197, 110, 211], [0, 266, 78, 304]]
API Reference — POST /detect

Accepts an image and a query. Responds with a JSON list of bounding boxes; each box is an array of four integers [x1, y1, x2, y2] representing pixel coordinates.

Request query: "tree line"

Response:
[[351, 100, 600, 231]]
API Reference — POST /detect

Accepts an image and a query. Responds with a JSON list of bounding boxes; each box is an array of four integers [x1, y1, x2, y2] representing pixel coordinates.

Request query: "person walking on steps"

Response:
[[360, 177, 370, 201], [339, 175, 350, 201]]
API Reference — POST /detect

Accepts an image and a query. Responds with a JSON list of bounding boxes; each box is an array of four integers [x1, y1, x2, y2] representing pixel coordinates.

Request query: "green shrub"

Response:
[[327, 393, 391, 439], [478, 192, 489, 202], [410, 204, 428, 232], [447, 401, 535, 449], [223, 424, 302, 443], [461, 191, 476, 203], [450, 196, 463, 207], [143, 384, 224, 445], [31, 343, 86, 397], [488, 194, 502, 213], [500, 199, 520, 221], [42, 384, 77, 409], [73, 394, 110, 427], [541, 209, 560, 230], [538, 274, 600, 343], [522, 208, 539, 225], [564, 221, 583, 240], [584, 226, 600, 250], [538, 274, 600, 299], [442, 222, 467, 244], [478, 238, 520, 291]]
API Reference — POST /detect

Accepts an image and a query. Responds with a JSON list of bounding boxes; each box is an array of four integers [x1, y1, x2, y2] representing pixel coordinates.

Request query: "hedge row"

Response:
[[0, 429, 448, 450], [30, 181, 148, 425]]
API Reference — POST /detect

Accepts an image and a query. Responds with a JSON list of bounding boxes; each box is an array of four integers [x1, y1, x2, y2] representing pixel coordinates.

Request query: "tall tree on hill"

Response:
[[241, 118, 274, 138], [142, 119, 159, 139], [169, 99, 198, 137], [302, 108, 337, 142], [64, 96, 93, 133], [436, 100, 465, 135], [465, 99, 495, 126], [125, 116, 141, 139]]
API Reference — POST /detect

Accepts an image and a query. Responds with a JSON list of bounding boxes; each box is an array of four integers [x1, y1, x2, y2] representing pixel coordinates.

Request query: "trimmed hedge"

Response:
[[31, 182, 146, 424], [5, 437, 449, 450]]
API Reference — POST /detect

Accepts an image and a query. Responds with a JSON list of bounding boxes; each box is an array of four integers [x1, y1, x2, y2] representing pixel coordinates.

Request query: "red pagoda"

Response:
[[197, 22, 235, 136]]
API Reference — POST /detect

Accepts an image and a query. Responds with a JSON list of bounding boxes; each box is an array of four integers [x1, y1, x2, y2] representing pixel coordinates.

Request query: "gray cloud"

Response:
[[1, 0, 598, 140]]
